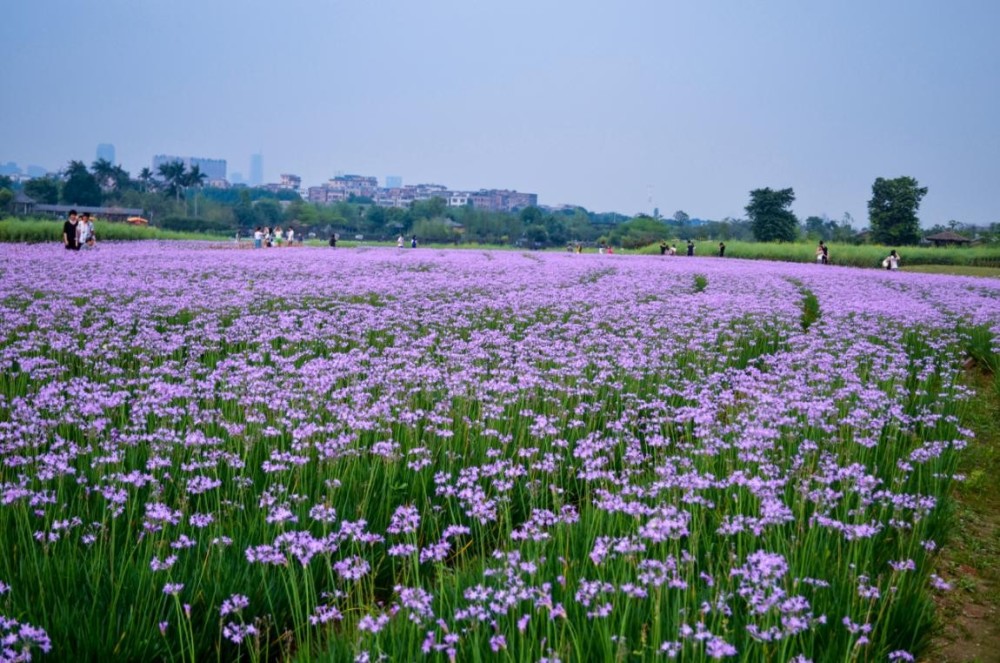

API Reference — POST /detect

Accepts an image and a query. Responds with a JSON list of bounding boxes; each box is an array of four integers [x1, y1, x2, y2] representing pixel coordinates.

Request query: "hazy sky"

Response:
[[2, 1, 998, 225]]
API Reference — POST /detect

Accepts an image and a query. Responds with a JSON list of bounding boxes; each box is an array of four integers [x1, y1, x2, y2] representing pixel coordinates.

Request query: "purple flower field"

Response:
[[1, 243, 998, 662]]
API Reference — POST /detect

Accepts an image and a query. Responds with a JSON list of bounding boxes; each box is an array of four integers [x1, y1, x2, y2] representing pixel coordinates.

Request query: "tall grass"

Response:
[[0, 218, 228, 243], [636, 239, 1000, 269]]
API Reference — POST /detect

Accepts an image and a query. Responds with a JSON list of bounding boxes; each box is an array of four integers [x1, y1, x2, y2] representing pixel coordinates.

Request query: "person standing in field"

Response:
[[687, 240, 695, 256], [411, 235, 418, 248], [286, 227, 295, 246], [329, 233, 338, 248], [254, 227, 263, 249], [669, 244, 677, 255], [718, 242, 726, 257], [883, 250, 901, 270], [397, 235, 404, 249], [63, 210, 81, 251], [659, 240, 668, 255], [82, 213, 96, 249], [821, 242, 829, 264]]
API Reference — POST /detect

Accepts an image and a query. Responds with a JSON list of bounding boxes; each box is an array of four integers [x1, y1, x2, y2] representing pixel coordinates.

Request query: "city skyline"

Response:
[[2, 1, 999, 225]]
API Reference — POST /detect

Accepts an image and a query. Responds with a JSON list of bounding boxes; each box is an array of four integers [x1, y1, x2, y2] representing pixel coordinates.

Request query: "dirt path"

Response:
[[925, 371, 1000, 662]]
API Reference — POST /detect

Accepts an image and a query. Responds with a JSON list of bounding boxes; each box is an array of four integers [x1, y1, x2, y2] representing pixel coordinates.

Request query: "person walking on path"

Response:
[[63, 210, 81, 251]]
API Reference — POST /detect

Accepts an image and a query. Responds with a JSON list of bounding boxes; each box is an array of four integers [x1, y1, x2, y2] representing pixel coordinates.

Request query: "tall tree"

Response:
[[24, 177, 60, 204], [746, 187, 799, 242], [185, 165, 207, 216], [157, 160, 188, 201], [868, 176, 927, 245], [61, 160, 102, 206], [138, 167, 155, 193], [91, 158, 116, 191]]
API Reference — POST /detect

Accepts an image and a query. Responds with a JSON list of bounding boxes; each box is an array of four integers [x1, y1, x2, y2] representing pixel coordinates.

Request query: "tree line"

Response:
[[2, 164, 996, 247]]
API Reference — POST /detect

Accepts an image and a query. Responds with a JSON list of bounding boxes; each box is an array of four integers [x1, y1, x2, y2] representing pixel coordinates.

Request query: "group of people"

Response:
[[62, 210, 97, 250], [396, 235, 418, 248], [252, 226, 296, 249], [657, 240, 721, 257]]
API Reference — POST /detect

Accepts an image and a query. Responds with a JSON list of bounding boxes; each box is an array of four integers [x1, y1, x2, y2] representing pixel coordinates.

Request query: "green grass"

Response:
[[636, 240, 1000, 269], [0, 218, 228, 243], [901, 264, 1000, 278]]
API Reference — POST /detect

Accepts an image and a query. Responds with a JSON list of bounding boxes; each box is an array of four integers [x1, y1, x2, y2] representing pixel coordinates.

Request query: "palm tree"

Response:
[[91, 158, 116, 192], [138, 167, 155, 193], [184, 165, 207, 217], [157, 160, 187, 202]]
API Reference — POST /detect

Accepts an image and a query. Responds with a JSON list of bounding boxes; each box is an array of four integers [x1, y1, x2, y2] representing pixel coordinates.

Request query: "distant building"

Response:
[[96, 143, 116, 164], [249, 153, 263, 186], [307, 174, 378, 203], [280, 174, 301, 191], [153, 155, 227, 181], [385, 175, 402, 189], [468, 189, 538, 213]]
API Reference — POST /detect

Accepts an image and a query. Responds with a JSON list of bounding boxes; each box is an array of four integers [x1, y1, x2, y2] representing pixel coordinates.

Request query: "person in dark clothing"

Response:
[[821, 242, 829, 264], [686, 240, 695, 256], [659, 240, 668, 255], [411, 235, 418, 248], [329, 234, 338, 248], [63, 210, 80, 251], [718, 242, 726, 257]]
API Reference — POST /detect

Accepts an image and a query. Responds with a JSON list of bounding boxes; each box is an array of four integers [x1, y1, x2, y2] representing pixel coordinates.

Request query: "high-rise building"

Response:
[[249, 153, 263, 187], [96, 143, 116, 164], [385, 175, 402, 189], [152, 155, 227, 181]]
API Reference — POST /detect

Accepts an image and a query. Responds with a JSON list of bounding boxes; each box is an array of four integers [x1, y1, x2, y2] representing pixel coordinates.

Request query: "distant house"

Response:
[[12, 191, 36, 216], [924, 231, 972, 247]]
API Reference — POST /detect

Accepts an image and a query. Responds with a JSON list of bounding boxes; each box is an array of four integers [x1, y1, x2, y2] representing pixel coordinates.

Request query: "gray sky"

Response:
[[2, 0, 998, 225]]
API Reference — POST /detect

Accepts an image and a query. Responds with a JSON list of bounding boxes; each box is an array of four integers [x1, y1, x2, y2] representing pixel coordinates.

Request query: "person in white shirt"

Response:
[[253, 227, 263, 249], [286, 227, 294, 246], [397, 235, 404, 249]]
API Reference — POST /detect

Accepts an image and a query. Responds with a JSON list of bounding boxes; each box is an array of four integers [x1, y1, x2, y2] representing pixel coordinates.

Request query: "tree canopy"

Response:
[[868, 176, 927, 246], [746, 187, 799, 242]]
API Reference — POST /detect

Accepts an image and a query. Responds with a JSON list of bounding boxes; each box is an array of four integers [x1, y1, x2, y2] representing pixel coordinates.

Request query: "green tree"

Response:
[[746, 187, 799, 242], [868, 176, 927, 245], [138, 167, 155, 193], [609, 215, 669, 248], [91, 158, 116, 191], [673, 210, 690, 224], [0, 187, 13, 217], [157, 160, 188, 201], [61, 160, 102, 206], [24, 177, 60, 204]]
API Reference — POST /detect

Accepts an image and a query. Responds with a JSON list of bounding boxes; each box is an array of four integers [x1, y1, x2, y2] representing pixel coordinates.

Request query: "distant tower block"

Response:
[[249, 153, 264, 186], [97, 143, 116, 163]]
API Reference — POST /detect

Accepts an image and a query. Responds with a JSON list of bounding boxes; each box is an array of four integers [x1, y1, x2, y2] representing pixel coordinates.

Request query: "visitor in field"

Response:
[[687, 240, 695, 256], [63, 210, 81, 251], [83, 213, 96, 249], [718, 242, 726, 257], [254, 227, 263, 249], [411, 235, 418, 248], [78, 213, 92, 248], [816, 241, 829, 264], [397, 235, 404, 249], [329, 233, 337, 248], [822, 242, 829, 264], [606, 245, 614, 254], [883, 250, 901, 271], [669, 244, 677, 255], [286, 227, 295, 246], [274, 226, 283, 247], [659, 240, 668, 255]]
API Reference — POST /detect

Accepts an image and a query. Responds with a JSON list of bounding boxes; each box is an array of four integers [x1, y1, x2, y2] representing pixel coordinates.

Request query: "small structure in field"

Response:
[[924, 231, 972, 247]]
